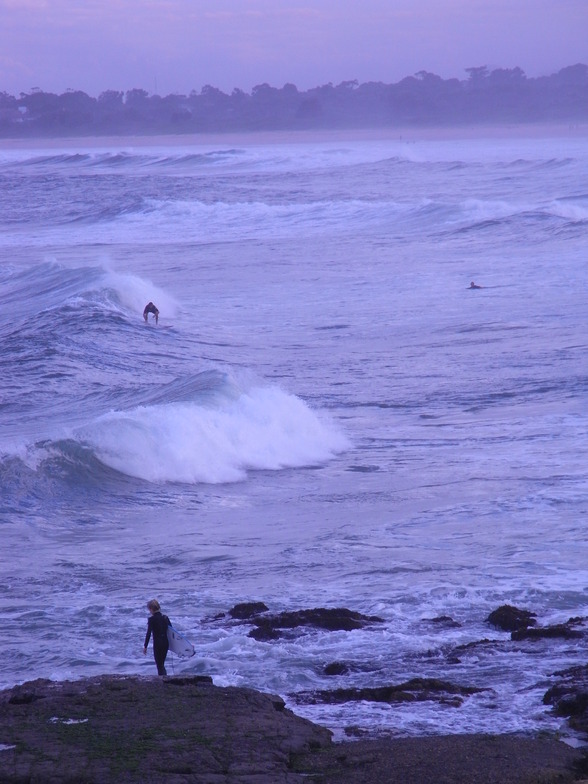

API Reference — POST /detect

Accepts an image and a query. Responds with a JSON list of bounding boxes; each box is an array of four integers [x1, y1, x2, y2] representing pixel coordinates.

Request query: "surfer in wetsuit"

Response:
[[469, 281, 482, 289], [143, 301, 159, 324], [143, 599, 170, 676]]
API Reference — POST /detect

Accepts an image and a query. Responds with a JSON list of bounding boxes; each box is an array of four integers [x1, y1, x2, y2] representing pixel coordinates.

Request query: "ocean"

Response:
[[1, 128, 587, 741]]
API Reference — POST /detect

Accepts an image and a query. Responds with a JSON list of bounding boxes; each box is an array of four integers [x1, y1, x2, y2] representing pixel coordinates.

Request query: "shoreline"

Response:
[[0, 121, 587, 150], [0, 674, 586, 783]]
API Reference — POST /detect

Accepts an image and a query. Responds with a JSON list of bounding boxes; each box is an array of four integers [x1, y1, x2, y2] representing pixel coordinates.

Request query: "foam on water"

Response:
[[76, 384, 349, 484], [101, 268, 181, 317], [7, 193, 571, 249], [549, 196, 588, 222]]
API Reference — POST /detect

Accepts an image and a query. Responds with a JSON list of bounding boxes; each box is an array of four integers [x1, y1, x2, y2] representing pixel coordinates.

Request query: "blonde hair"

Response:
[[147, 599, 160, 612]]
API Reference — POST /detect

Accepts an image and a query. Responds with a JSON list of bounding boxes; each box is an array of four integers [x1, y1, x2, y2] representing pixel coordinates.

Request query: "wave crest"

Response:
[[76, 382, 348, 484]]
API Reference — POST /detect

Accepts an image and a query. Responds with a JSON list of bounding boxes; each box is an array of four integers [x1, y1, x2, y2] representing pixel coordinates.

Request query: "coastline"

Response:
[[0, 121, 587, 150], [0, 674, 585, 783]]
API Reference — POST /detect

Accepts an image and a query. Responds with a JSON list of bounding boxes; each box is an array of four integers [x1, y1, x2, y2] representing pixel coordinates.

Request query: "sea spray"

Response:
[[76, 384, 349, 484]]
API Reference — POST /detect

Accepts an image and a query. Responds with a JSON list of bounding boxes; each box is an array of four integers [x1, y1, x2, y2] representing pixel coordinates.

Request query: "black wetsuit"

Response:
[[144, 611, 170, 675], [143, 302, 159, 321]]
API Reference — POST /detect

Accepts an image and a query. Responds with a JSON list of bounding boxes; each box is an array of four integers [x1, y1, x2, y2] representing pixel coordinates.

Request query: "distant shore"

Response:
[[0, 122, 587, 150]]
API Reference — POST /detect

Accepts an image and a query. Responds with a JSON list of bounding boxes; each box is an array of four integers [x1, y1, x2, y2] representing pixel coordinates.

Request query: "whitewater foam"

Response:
[[76, 384, 349, 484], [102, 268, 181, 318]]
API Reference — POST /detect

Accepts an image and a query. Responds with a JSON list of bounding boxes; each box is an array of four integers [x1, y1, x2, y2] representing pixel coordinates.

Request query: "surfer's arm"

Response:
[[143, 618, 152, 650]]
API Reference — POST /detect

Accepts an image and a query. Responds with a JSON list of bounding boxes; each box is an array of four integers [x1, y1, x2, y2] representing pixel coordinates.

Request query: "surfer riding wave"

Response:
[[143, 302, 159, 324]]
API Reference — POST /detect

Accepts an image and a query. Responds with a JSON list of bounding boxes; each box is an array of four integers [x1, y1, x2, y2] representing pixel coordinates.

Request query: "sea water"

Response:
[[0, 129, 587, 740]]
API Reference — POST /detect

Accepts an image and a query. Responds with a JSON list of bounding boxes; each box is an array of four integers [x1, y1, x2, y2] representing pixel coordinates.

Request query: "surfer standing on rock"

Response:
[[143, 599, 171, 676]]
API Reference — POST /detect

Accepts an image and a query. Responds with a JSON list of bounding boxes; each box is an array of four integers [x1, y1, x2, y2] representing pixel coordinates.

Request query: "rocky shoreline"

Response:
[[3, 602, 588, 783], [1, 671, 587, 784]]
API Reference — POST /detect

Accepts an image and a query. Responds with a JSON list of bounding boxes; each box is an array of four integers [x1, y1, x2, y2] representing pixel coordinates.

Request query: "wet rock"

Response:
[[0, 674, 582, 783], [249, 624, 284, 641], [297, 734, 583, 784], [0, 674, 331, 784], [422, 615, 462, 628], [487, 604, 537, 632], [248, 607, 384, 640], [228, 601, 269, 619], [343, 725, 370, 738], [324, 661, 350, 676], [7, 688, 48, 706], [298, 677, 487, 707], [512, 620, 584, 642], [163, 674, 213, 687], [322, 660, 383, 677], [544, 664, 588, 737], [452, 638, 497, 653], [442, 637, 501, 664]]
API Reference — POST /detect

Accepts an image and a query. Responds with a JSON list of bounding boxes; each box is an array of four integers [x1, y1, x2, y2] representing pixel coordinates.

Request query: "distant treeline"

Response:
[[1, 64, 588, 137]]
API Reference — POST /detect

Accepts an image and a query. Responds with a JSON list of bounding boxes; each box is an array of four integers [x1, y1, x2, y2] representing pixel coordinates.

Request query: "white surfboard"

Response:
[[167, 626, 195, 658]]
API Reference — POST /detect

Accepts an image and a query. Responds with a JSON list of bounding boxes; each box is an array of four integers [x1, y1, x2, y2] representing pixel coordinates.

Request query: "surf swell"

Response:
[[75, 380, 349, 484], [0, 383, 348, 493], [0, 261, 348, 495]]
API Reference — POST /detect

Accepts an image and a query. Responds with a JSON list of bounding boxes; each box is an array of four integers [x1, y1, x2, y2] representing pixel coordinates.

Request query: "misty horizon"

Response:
[[1, 62, 587, 139], [4, 61, 588, 101]]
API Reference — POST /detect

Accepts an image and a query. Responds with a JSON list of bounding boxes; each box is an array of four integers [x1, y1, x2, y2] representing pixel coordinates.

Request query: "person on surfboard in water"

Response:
[[143, 302, 159, 324], [143, 599, 170, 675]]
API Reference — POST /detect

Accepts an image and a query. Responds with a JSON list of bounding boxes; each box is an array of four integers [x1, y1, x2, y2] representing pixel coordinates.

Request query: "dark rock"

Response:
[[487, 604, 537, 632], [423, 615, 462, 628], [228, 601, 269, 619], [295, 734, 583, 784], [512, 622, 584, 642], [7, 691, 46, 705], [0, 674, 331, 783], [343, 725, 370, 737], [553, 664, 588, 680], [567, 615, 586, 625], [322, 660, 382, 677], [544, 664, 588, 737], [551, 692, 588, 718], [249, 624, 284, 641], [248, 607, 384, 640], [452, 638, 497, 654], [0, 674, 582, 783], [298, 677, 487, 707], [443, 637, 502, 664], [324, 662, 350, 676], [163, 674, 213, 686]]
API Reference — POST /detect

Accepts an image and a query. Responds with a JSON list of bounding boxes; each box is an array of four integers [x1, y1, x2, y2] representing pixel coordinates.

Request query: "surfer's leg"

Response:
[[154, 642, 168, 676]]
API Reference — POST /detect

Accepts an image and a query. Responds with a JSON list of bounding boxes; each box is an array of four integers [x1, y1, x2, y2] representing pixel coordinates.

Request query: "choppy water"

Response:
[[1, 131, 587, 740]]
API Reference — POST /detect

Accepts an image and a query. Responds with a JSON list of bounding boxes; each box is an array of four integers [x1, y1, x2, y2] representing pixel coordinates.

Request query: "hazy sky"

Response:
[[1, 0, 586, 97]]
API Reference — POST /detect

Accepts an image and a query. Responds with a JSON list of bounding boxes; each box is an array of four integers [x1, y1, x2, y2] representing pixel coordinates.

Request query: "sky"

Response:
[[0, 0, 586, 97]]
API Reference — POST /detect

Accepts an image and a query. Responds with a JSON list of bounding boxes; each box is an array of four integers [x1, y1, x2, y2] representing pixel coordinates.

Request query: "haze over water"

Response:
[[1, 128, 587, 739]]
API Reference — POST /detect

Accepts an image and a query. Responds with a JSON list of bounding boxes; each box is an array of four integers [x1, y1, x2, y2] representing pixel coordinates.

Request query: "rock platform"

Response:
[[0, 674, 586, 783]]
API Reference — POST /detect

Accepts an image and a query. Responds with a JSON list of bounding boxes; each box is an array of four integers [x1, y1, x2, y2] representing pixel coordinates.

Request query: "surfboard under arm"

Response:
[[167, 626, 195, 658]]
